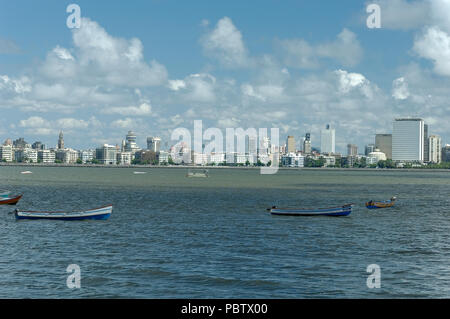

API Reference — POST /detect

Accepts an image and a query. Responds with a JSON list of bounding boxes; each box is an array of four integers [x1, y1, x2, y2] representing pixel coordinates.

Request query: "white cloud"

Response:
[[280, 29, 363, 68], [392, 77, 410, 100], [103, 102, 152, 116], [201, 17, 251, 68], [168, 80, 186, 91], [413, 26, 450, 76]]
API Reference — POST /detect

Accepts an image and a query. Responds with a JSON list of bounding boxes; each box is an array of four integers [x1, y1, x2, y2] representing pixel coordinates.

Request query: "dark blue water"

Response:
[[1, 167, 450, 298]]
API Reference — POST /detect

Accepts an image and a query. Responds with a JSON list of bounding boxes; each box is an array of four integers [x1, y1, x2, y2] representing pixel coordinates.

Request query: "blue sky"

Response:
[[1, 0, 449, 152]]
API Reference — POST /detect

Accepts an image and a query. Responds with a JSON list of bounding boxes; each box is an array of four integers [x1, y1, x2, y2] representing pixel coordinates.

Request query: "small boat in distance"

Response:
[[0, 194, 23, 206], [268, 204, 354, 217], [21, 171, 32, 174], [14, 205, 113, 220], [366, 197, 397, 209], [133, 171, 147, 174], [186, 169, 209, 178]]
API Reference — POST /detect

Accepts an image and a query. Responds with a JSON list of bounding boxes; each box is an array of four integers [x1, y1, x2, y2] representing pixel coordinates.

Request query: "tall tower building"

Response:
[[124, 131, 140, 154], [286, 136, 296, 153], [58, 131, 64, 150], [147, 137, 161, 153], [375, 134, 392, 159], [248, 136, 258, 155], [303, 133, 312, 154], [423, 124, 429, 162], [347, 144, 358, 156], [392, 119, 424, 162], [320, 124, 335, 154], [429, 135, 442, 164]]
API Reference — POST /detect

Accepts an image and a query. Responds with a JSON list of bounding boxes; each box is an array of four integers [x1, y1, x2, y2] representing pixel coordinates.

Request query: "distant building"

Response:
[[117, 152, 132, 165], [15, 148, 38, 163], [147, 137, 161, 153], [38, 150, 55, 163], [32, 141, 45, 150], [0, 145, 13, 162], [347, 144, 358, 156], [367, 149, 387, 164], [375, 134, 392, 159], [248, 136, 258, 155], [428, 135, 442, 164], [55, 148, 78, 164], [79, 150, 95, 163], [442, 145, 450, 162], [286, 136, 296, 154], [58, 131, 64, 150], [124, 131, 140, 155], [13, 138, 28, 149], [281, 153, 304, 168], [392, 119, 424, 162], [259, 137, 270, 155], [423, 124, 429, 162], [96, 144, 117, 165], [303, 133, 312, 154], [320, 124, 335, 154], [365, 144, 375, 156]]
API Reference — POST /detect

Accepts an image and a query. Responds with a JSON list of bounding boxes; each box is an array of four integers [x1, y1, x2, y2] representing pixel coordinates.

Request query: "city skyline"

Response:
[[2, 1, 450, 153]]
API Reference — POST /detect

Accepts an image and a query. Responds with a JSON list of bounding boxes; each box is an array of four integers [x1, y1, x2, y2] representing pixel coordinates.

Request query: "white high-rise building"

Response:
[[429, 135, 442, 164], [392, 118, 424, 162], [147, 137, 161, 153], [320, 124, 335, 154]]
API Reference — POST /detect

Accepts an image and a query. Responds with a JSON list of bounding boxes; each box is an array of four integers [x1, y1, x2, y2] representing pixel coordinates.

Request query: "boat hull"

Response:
[[15, 205, 112, 220], [0, 195, 23, 206], [365, 201, 395, 209], [270, 205, 353, 217]]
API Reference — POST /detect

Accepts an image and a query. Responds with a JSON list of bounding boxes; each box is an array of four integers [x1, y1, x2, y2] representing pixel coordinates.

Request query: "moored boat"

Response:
[[0, 190, 11, 198], [0, 194, 23, 206], [268, 204, 354, 217], [366, 197, 396, 209], [14, 204, 113, 220]]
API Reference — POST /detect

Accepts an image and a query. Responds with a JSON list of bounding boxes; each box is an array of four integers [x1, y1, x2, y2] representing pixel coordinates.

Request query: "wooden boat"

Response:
[[268, 204, 354, 217], [0, 194, 22, 206], [366, 197, 396, 209], [14, 204, 113, 220], [0, 190, 11, 198]]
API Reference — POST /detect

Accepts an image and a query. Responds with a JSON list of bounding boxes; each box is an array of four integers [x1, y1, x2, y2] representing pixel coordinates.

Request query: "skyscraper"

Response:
[[347, 144, 358, 156], [320, 124, 335, 154], [303, 133, 312, 154], [423, 124, 429, 162], [392, 119, 424, 162], [124, 131, 140, 154], [147, 137, 161, 153], [428, 135, 442, 164], [365, 144, 375, 156], [248, 136, 258, 155], [375, 134, 392, 159], [286, 136, 296, 153]]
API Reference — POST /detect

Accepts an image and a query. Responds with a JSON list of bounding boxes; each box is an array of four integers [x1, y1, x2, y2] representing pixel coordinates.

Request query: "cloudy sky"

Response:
[[1, 0, 450, 152]]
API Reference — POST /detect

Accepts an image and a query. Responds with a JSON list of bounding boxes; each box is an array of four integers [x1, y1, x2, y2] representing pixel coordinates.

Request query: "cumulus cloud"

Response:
[[103, 102, 152, 116], [280, 29, 363, 68], [413, 26, 450, 76], [39, 18, 168, 87], [392, 77, 410, 100], [169, 73, 216, 103], [201, 17, 251, 68]]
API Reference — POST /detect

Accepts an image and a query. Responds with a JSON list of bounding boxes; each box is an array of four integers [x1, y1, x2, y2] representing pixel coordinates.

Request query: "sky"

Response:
[[1, 0, 450, 153]]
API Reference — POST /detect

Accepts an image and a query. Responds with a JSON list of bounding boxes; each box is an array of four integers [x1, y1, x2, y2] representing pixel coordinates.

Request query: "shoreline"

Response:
[[1, 163, 450, 172]]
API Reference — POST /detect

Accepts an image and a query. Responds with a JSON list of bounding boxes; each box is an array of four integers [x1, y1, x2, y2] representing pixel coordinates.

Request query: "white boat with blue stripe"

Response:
[[268, 204, 353, 217], [14, 205, 113, 220]]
